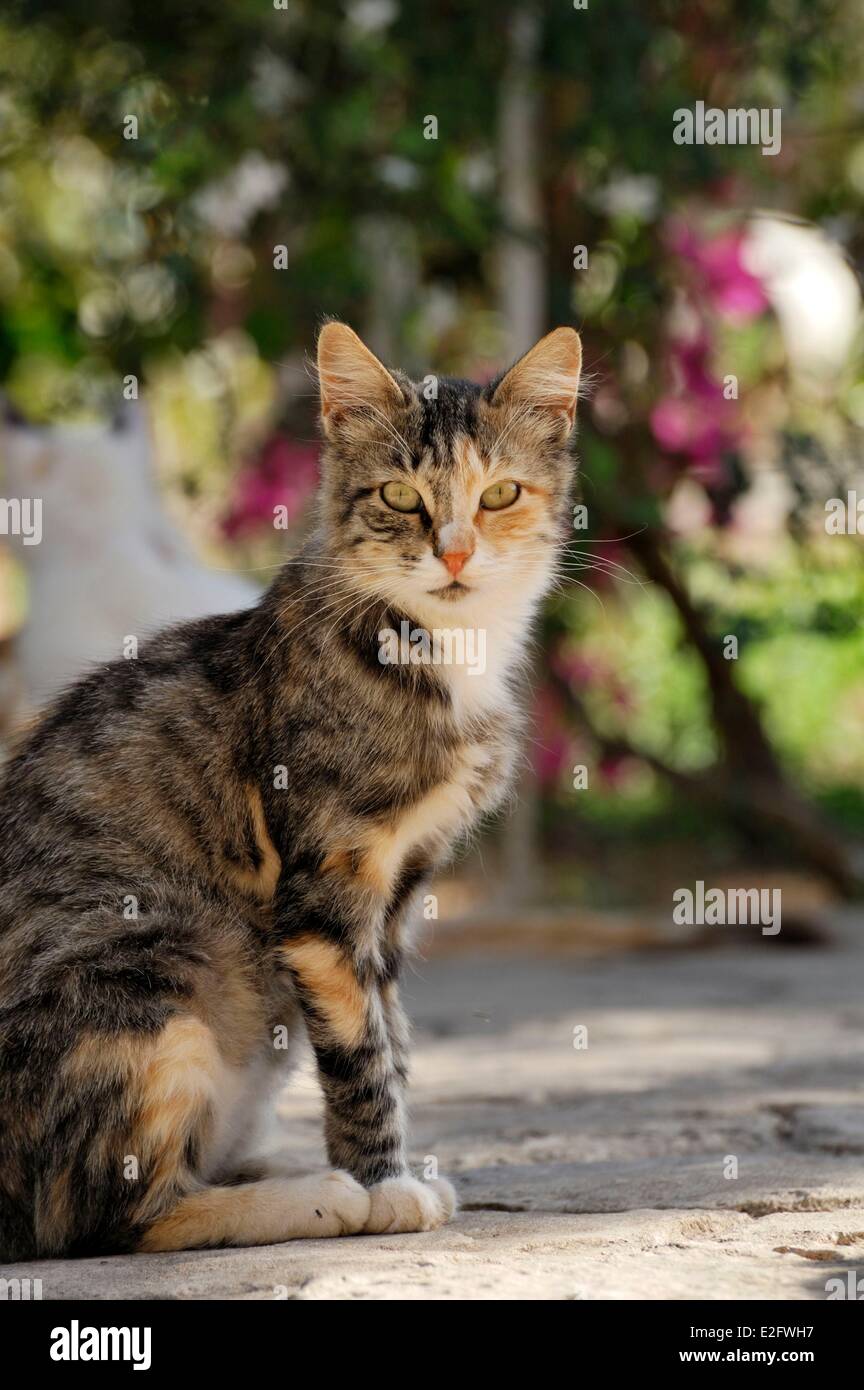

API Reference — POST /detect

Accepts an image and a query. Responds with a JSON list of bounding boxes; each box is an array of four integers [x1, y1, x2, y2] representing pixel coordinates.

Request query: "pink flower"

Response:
[[650, 396, 725, 459], [222, 435, 319, 539], [650, 313, 742, 481], [667, 221, 768, 323], [597, 753, 628, 785], [533, 686, 572, 788], [552, 646, 603, 690], [597, 753, 644, 788]]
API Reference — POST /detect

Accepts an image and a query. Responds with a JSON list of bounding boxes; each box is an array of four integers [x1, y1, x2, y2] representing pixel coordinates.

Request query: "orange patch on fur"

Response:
[[139, 1176, 355, 1252], [452, 434, 486, 489], [60, 1017, 224, 1231], [281, 936, 368, 1048], [138, 1187, 227, 1253], [64, 1029, 141, 1081], [321, 748, 485, 903], [221, 785, 281, 902], [321, 847, 357, 877], [131, 1017, 222, 1219], [33, 1168, 73, 1250]]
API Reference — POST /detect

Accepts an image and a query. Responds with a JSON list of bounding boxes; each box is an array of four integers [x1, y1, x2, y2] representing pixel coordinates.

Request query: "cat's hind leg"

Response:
[[138, 1170, 370, 1252], [38, 1012, 369, 1255], [125, 1014, 369, 1251]]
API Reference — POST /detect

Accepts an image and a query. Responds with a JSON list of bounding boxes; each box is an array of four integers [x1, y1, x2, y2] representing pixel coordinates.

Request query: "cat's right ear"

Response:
[[316, 322, 403, 436], [490, 327, 582, 434]]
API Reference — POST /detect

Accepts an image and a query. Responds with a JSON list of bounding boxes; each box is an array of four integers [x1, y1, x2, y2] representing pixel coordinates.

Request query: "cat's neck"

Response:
[[276, 540, 543, 726], [400, 588, 539, 722]]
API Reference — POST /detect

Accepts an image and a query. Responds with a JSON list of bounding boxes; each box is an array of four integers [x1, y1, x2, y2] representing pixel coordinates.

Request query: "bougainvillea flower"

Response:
[[666, 220, 768, 322], [222, 434, 319, 538], [533, 685, 572, 788]]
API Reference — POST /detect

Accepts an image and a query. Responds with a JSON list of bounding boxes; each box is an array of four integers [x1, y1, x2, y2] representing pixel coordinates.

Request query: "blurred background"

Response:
[[2, 0, 864, 946]]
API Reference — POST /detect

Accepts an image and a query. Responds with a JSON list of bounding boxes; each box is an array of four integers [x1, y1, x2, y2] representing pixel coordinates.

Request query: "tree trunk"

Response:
[[495, 4, 545, 905]]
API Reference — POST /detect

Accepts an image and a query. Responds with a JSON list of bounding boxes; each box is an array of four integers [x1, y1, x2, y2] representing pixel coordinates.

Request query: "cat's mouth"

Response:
[[428, 580, 471, 600]]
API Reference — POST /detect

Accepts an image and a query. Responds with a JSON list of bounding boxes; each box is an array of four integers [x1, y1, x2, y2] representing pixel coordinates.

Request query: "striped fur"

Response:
[[0, 324, 580, 1256]]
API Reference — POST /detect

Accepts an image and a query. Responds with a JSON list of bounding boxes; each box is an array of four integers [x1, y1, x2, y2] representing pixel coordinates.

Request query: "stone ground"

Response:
[[6, 909, 864, 1300]]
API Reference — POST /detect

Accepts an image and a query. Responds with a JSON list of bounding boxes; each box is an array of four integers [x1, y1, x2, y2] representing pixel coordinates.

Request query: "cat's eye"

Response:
[[381, 481, 423, 513], [480, 480, 520, 511]]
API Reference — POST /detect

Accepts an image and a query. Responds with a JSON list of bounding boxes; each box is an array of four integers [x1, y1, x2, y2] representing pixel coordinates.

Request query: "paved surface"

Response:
[[4, 911, 864, 1300]]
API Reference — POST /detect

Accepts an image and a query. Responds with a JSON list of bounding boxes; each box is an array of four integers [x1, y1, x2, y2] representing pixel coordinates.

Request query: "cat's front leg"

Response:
[[364, 968, 457, 1234], [279, 929, 455, 1232]]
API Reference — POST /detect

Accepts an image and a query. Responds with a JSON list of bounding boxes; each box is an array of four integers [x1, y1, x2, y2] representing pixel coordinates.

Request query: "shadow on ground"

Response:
[[4, 910, 863, 1299]]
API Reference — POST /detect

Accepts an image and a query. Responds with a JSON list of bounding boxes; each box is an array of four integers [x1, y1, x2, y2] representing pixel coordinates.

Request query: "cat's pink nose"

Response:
[[441, 551, 471, 578]]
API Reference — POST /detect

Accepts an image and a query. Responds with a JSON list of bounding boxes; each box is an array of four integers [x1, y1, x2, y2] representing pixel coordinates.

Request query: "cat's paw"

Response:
[[296, 1169, 371, 1237], [363, 1174, 457, 1234]]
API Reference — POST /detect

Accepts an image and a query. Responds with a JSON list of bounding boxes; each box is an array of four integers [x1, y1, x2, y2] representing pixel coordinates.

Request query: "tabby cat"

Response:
[[0, 322, 581, 1258]]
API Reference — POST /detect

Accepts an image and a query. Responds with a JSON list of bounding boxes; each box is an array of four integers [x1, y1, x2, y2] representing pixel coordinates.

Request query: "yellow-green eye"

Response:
[[480, 480, 520, 511], [381, 481, 423, 513]]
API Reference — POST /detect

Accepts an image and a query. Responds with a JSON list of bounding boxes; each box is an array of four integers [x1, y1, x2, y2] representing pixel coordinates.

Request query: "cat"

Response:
[[0, 401, 258, 719], [0, 321, 581, 1258]]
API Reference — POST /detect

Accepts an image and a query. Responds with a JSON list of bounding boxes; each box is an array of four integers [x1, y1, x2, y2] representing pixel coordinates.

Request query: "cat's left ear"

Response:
[[490, 327, 582, 432], [317, 321, 403, 436]]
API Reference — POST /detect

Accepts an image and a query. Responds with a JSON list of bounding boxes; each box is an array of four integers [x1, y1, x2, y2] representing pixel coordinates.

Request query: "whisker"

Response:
[[560, 526, 649, 546]]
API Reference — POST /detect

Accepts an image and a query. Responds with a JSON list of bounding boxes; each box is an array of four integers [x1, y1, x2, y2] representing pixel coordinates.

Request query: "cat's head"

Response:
[[316, 322, 581, 631]]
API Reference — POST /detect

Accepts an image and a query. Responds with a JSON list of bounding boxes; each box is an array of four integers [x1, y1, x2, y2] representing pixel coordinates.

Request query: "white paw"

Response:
[[363, 1174, 457, 1234], [298, 1170, 371, 1237]]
